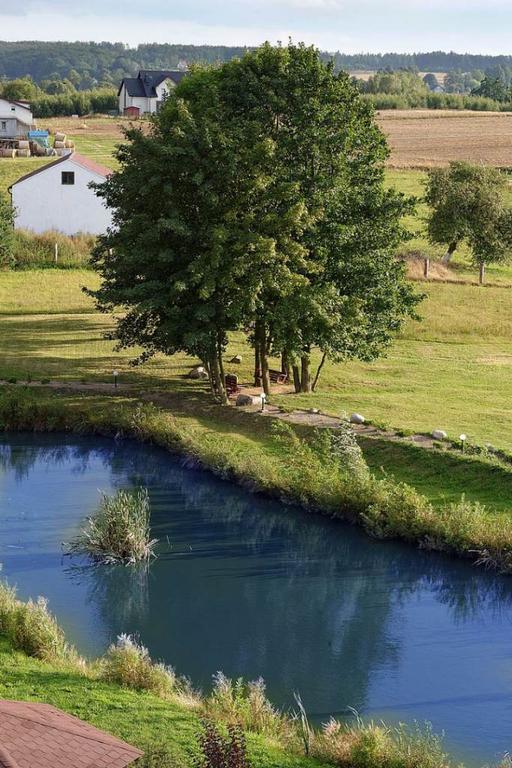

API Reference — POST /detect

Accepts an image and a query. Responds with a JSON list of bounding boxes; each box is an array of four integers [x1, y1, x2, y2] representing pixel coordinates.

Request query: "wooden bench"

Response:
[[269, 369, 288, 384], [225, 374, 241, 396]]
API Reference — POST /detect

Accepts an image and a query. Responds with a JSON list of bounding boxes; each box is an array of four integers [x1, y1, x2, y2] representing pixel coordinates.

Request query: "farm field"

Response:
[[378, 109, 512, 168]]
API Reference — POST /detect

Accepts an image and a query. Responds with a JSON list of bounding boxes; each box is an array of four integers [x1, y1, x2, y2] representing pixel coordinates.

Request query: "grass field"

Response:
[[3, 270, 512, 516]]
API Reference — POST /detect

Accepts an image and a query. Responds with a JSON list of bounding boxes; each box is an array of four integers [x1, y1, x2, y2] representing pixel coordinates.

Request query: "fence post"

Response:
[[54, 243, 59, 264], [479, 262, 485, 285], [423, 257, 430, 279]]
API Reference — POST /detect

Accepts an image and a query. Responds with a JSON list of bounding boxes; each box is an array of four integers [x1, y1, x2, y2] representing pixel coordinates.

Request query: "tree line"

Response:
[[0, 77, 117, 117], [4, 41, 512, 88]]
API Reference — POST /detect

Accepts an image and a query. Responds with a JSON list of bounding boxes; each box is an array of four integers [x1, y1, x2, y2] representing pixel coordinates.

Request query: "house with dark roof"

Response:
[[0, 699, 142, 768], [10, 152, 113, 235], [118, 69, 188, 116]]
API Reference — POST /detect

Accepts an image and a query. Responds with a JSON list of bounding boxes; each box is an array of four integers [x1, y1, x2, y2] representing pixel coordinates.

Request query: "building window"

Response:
[[61, 171, 75, 185], [0, 122, 6, 130]]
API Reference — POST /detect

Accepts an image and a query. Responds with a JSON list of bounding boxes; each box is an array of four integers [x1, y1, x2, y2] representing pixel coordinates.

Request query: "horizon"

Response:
[[2, 1, 512, 56]]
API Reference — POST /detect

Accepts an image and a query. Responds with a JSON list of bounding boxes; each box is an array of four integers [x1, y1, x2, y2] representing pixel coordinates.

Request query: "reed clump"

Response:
[[69, 487, 157, 565]]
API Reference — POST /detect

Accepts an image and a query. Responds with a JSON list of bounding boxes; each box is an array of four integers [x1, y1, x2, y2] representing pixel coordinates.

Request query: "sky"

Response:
[[1, 0, 512, 54]]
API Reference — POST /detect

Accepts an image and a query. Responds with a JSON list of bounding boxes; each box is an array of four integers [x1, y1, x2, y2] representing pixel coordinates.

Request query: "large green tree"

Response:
[[213, 43, 420, 392], [90, 43, 420, 400], [425, 161, 512, 282]]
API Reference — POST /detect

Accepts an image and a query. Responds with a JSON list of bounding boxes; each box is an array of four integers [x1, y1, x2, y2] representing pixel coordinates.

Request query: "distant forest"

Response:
[[3, 41, 512, 87]]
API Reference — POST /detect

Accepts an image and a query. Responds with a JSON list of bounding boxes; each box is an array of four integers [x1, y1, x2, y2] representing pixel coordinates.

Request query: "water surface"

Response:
[[0, 433, 511, 765]]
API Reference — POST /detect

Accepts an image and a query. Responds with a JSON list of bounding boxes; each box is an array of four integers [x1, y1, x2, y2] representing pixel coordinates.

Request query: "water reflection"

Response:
[[1, 434, 512, 764]]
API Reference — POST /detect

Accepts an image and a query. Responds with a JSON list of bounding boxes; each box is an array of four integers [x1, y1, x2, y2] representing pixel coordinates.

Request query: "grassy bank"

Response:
[[1, 385, 512, 574]]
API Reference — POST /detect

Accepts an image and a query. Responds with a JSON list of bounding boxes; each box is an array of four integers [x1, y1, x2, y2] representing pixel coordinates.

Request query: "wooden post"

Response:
[[54, 243, 58, 264], [479, 262, 485, 285], [423, 257, 430, 279]]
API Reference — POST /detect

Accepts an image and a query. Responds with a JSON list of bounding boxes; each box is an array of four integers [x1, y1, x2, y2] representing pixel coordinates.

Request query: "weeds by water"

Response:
[[69, 487, 157, 565]]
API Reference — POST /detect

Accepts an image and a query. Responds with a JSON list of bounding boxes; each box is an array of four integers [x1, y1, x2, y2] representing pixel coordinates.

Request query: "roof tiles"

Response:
[[0, 701, 142, 768]]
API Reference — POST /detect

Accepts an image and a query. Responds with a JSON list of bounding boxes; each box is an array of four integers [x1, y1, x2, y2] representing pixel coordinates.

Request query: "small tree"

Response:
[[425, 161, 512, 282], [0, 195, 15, 268]]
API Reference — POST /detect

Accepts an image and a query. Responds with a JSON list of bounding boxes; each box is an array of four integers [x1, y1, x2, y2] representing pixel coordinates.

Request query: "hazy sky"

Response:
[[1, 0, 512, 54]]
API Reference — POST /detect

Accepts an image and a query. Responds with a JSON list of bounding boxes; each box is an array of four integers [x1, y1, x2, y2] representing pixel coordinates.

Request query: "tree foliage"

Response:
[[425, 162, 512, 276], [90, 43, 420, 400]]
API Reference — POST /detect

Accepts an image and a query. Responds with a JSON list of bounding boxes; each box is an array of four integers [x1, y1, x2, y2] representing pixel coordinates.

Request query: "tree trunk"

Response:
[[300, 353, 311, 393], [209, 353, 228, 404], [254, 318, 262, 386], [281, 350, 290, 378], [441, 241, 457, 264], [479, 261, 485, 285], [217, 333, 225, 386], [312, 351, 327, 392], [292, 364, 301, 393], [257, 321, 271, 396]]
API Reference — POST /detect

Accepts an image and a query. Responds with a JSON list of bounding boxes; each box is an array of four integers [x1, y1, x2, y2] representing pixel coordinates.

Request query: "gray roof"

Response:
[[119, 70, 187, 98]]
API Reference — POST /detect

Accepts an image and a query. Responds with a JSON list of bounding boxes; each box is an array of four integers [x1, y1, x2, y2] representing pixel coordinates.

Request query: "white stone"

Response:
[[432, 429, 447, 441], [230, 355, 242, 364], [187, 366, 208, 380], [350, 413, 365, 425], [236, 394, 263, 407]]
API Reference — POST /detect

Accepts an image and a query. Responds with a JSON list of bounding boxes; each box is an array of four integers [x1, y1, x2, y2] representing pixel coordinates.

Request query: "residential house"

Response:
[[117, 69, 187, 115], [0, 98, 34, 140]]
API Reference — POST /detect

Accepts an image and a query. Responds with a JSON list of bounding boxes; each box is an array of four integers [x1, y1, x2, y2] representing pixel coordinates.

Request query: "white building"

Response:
[[10, 152, 113, 236], [118, 70, 187, 115], [0, 98, 34, 140]]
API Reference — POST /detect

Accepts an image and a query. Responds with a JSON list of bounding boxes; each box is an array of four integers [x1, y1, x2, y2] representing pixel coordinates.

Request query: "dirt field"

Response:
[[378, 110, 512, 168], [27, 110, 512, 170]]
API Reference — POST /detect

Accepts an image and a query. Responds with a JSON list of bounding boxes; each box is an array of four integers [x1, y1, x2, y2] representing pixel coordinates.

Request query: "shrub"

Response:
[[195, 720, 251, 768], [0, 581, 73, 661], [101, 634, 176, 696], [69, 487, 157, 564]]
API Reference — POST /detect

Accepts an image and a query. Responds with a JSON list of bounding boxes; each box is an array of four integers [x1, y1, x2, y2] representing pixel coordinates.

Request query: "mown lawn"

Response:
[[2, 270, 512, 513], [0, 638, 326, 768]]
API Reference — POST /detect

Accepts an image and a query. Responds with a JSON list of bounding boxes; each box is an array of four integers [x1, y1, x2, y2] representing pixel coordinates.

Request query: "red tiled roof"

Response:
[[9, 152, 112, 190], [0, 701, 142, 768], [71, 152, 113, 178]]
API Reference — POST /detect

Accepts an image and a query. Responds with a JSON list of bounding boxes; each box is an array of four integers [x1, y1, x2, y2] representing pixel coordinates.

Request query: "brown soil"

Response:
[[377, 110, 512, 168]]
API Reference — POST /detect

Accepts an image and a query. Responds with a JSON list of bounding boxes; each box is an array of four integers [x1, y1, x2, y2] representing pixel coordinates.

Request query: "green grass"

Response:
[[0, 637, 323, 768], [2, 270, 512, 512]]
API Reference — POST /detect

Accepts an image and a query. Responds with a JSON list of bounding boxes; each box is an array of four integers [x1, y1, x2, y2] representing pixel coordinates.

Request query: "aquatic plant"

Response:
[[69, 487, 157, 565]]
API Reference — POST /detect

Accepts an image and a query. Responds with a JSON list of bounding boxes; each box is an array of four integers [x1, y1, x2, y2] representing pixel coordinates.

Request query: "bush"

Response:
[[0, 581, 73, 662], [102, 634, 176, 696], [69, 487, 157, 564], [195, 720, 251, 768]]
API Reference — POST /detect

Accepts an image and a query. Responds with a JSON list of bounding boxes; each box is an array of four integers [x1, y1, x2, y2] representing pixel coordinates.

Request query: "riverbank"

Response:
[[1, 385, 512, 574]]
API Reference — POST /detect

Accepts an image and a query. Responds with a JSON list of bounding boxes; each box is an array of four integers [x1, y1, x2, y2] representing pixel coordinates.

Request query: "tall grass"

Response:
[[102, 634, 177, 697], [7, 230, 94, 269], [0, 581, 74, 662], [69, 488, 157, 564]]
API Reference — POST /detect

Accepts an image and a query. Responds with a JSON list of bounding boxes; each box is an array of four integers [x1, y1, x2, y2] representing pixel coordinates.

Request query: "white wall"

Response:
[[0, 98, 33, 126], [12, 157, 113, 236], [118, 85, 152, 114]]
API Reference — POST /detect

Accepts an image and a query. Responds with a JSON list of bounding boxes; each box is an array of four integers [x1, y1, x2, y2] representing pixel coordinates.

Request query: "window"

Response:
[[0, 122, 6, 131], [61, 171, 75, 185]]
